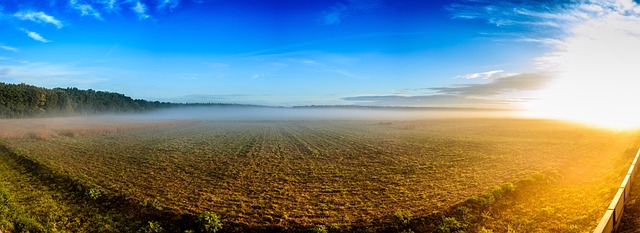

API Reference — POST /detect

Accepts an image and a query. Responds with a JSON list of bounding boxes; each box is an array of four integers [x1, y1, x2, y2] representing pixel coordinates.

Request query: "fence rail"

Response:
[[593, 148, 640, 233]]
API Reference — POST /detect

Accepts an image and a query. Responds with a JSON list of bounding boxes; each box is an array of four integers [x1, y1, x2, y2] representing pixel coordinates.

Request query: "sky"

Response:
[[2, 0, 640, 122]]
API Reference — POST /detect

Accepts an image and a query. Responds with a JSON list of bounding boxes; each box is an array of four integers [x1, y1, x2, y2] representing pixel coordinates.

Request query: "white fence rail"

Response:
[[593, 148, 640, 233]]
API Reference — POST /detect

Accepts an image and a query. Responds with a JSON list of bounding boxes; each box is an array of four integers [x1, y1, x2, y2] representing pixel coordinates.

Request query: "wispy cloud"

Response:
[[14, 11, 64, 29], [445, 0, 624, 46], [159, 73, 201, 80], [243, 51, 365, 80], [320, 68, 355, 78], [320, 0, 382, 25], [343, 94, 508, 108], [23, 29, 52, 43], [184, 94, 247, 100], [70, 0, 103, 19], [0, 61, 108, 88], [432, 73, 551, 96], [321, 3, 348, 25], [251, 73, 266, 79], [132, 1, 151, 20], [0, 45, 18, 52], [448, 2, 572, 28], [456, 70, 518, 79], [0, 68, 10, 75], [515, 37, 564, 46], [158, 0, 180, 11], [202, 62, 229, 68], [102, 0, 120, 12], [344, 73, 552, 107]]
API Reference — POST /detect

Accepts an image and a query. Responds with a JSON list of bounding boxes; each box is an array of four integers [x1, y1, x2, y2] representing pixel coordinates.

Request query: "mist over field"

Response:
[[4, 0, 640, 232], [116, 106, 517, 121]]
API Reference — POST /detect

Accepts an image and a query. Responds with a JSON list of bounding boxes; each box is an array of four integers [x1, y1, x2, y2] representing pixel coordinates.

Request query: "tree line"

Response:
[[0, 82, 175, 118]]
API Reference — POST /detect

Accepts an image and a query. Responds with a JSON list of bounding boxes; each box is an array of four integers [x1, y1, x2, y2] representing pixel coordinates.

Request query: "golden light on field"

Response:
[[525, 12, 640, 129]]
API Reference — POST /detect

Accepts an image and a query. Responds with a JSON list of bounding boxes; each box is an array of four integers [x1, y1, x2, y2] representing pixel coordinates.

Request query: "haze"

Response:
[[3, 0, 640, 128], [114, 106, 516, 121]]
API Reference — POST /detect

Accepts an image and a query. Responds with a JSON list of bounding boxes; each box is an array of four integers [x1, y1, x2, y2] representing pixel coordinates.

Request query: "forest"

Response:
[[0, 82, 174, 118]]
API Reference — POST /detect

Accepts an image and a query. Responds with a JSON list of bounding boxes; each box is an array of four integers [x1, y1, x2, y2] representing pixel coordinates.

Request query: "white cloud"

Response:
[[14, 11, 63, 29], [70, 0, 103, 19], [102, 0, 120, 11], [0, 45, 18, 52], [23, 30, 52, 43], [516, 37, 564, 46], [132, 1, 150, 20], [457, 70, 517, 79], [158, 0, 180, 11]]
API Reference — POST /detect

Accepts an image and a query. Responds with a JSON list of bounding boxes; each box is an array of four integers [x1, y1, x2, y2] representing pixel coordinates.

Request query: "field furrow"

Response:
[[1, 118, 637, 232]]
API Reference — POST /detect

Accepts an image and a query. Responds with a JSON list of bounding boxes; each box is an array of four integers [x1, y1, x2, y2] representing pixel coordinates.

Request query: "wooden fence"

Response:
[[593, 148, 640, 232]]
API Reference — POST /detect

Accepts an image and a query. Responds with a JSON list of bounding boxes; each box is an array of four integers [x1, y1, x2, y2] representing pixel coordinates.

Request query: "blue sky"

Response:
[[1, 0, 639, 110]]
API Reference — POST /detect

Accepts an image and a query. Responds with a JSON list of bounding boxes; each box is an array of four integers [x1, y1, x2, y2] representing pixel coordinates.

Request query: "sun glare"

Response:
[[525, 12, 640, 130]]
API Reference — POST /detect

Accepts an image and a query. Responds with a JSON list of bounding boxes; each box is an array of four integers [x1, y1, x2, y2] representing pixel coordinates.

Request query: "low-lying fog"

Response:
[[110, 106, 519, 121]]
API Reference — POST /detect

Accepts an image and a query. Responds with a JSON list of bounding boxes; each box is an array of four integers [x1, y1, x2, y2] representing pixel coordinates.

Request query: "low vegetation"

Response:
[[0, 117, 637, 232]]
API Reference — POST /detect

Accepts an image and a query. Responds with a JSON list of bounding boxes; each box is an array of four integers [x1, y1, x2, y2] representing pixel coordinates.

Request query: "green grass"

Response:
[[0, 118, 637, 232]]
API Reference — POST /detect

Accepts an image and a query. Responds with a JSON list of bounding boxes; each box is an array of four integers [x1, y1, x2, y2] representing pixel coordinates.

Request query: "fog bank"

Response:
[[112, 106, 518, 121]]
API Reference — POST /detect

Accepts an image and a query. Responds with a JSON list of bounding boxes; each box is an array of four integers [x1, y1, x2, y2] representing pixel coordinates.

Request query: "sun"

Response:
[[524, 12, 640, 130], [526, 75, 640, 129]]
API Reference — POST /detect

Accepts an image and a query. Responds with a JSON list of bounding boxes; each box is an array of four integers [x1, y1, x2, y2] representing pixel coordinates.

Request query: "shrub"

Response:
[[0, 187, 11, 204], [14, 215, 46, 233], [197, 212, 223, 233], [394, 209, 412, 225], [436, 217, 466, 233], [501, 182, 516, 192], [139, 221, 164, 233], [492, 182, 515, 199], [455, 206, 473, 222], [478, 227, 494, 233], [309, 225, 328, 233], [87, 188, 102, 200]]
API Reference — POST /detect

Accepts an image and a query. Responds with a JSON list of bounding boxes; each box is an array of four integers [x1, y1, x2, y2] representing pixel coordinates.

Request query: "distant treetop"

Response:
[[0, 82, 174, 118]]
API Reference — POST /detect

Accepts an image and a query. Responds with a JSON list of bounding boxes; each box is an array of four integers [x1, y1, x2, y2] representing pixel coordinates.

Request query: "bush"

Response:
[[501, 182, 516, 192], [478, 227, 494, 233], [492, 182, 516, 199], [197, 212, 223, 233], [87, 188, 102, 200], [139, 221, 164, 233], [394, 209, 412, 225], [454, 206, 473, 222], [14, 215, 46, 233], [309, 225, 328, 233], [0, 187, 11, 204], [436, 217, 466, 233]]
